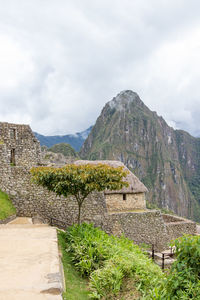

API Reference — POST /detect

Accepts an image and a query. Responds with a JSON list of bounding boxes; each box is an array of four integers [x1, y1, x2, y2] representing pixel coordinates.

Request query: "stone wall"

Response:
[[0, 122, 41, 167], [102, 210, 170, 251], [0, 214, 16, 224], [0, 165, 197, 251], [0, 164, 170, 250], [0, 143, 9, 165], [105, 193, 146, 213], [162, 214, 197, 241], [0, 165, 107, 226], [162, 214, 182, 223]]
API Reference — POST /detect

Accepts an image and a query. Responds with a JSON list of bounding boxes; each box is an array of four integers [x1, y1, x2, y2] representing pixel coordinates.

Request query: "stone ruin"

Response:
[[0, 122, 197, 251], [0, 122, 41, 167]]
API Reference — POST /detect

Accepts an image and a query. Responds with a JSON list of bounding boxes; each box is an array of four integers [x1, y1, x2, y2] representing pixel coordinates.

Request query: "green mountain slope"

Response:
[[80, 90, 200, 221], [48, 143, 79, 158]]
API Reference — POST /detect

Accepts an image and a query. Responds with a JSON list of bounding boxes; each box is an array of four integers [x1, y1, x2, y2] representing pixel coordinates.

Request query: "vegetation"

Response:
[[146, 200, 175, 215], [0, 189, 16, 220], [62, 223, 164, 299], [48, 143, 79, 158], [59, 224, 200, 299], [58, 230, 90, 300], [151, 235, 200, 299], [188, 175, 200, 220], [31, 163, 128, 224]]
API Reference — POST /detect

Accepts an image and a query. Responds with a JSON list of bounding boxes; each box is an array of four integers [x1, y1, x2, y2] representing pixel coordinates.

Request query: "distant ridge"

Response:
[[34, 126, 92, 151]]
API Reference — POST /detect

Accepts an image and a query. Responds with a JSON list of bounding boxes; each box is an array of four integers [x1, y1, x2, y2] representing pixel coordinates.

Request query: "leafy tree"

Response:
[[31, 163, 128, 224]]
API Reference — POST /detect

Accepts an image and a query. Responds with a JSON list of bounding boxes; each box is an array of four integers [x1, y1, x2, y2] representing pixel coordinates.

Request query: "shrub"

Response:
[[150, 235, 200, 299], [65, 223, 164, 299]]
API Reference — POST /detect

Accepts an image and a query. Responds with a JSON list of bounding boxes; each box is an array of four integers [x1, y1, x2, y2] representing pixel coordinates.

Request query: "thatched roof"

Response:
[[74, 160, 148, 194]]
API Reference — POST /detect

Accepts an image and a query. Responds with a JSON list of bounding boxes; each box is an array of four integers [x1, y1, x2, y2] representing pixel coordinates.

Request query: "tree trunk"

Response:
[[78, 202, 82, 225]]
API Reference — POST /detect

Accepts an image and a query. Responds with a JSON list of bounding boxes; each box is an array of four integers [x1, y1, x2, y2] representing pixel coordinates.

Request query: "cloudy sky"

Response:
[[0, 0, 200, 136]]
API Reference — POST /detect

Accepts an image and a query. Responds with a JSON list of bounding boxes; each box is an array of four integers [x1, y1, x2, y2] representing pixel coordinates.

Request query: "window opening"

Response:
[[10, 149, 16, 165], [123, 194, 126, 201], [10, 129, 16, 139]]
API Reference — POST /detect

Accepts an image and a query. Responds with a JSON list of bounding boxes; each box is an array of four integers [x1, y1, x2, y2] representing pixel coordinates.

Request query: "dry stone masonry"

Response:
[[0, 122, 41, 167], [0, 122, 197, 251]]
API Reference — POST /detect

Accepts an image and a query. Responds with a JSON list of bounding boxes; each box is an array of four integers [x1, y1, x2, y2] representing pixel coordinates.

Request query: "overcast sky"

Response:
[[0, 0, 200, 136]]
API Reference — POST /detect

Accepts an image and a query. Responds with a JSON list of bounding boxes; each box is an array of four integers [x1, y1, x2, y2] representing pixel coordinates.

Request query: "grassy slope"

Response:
[[0, 189, 16, 220], [57, 230, 90, 300]]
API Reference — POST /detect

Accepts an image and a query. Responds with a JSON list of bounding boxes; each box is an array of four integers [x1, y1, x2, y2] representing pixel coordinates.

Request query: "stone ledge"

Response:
[[0, 214, 16, 224]]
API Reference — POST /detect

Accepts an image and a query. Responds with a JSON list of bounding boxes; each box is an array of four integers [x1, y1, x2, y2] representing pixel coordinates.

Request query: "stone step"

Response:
[[8, 217, 33, 225], [0, 217, 49, 229], [0, 224, 49, 231], [146, 248, 176, 269], [154, 253, 170, 259], [162, 248, 175, 256], [155, 258, 175, 267]]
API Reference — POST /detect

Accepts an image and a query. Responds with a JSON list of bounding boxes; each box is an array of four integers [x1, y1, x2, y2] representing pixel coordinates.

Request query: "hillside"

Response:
[[48, 143, 79, 158], [34, 126, 92, 151], [80, 90, 200, 221]]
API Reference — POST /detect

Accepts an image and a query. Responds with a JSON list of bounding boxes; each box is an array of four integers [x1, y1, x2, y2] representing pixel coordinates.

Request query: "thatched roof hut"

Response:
[[74, 160, 148, 194]]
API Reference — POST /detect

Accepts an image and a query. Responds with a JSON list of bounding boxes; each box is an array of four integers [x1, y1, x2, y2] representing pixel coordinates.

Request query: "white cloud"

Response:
[[0, 35, 34, 89], [136, 26, 200, 135], [0, 0, 200, 136]]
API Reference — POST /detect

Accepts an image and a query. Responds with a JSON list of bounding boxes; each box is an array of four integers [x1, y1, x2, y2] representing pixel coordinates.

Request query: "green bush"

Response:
[[90, 262, 123, 298], [64, 225, 200, 299], [65, 223, 164, 299], [150, 235, 200, 299], [65, 223, 113, 276]]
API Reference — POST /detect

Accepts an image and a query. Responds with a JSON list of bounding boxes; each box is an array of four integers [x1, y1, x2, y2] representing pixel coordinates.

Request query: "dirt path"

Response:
[[0, 218, 63, 300]]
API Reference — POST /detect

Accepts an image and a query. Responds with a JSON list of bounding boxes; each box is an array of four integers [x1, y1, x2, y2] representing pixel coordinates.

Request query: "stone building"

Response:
[[0, 122, 197, 251], [0, 122, 41, 167], [74, 160, 148, 213]]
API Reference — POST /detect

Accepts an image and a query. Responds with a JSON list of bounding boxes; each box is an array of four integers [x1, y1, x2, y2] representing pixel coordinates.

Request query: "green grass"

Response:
[[57, 230, 90, 300], [0, 189, 16, 220]]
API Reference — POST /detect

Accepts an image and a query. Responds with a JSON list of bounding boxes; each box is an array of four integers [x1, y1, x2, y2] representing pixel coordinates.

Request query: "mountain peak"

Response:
[[108, 90, 143, 111], [80, 90, 200, 222]]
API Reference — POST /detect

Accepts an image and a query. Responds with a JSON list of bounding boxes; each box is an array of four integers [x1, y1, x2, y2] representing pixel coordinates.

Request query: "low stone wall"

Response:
[[105, 193, 146, 213], [0, 166, 107, 226], [103, 210, 170, 251], [162, 214, 184, 223], [162, 214, 197, 241], [0, 214, 16, 224]]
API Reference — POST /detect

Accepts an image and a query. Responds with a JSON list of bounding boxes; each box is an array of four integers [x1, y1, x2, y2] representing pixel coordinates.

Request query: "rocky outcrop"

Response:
[[41, 143, 79, 166], [80, 90, 200, 221]]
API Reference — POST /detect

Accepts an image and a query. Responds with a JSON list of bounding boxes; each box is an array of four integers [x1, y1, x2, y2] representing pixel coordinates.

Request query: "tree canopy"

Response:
[[31, 163, 128, 224]]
